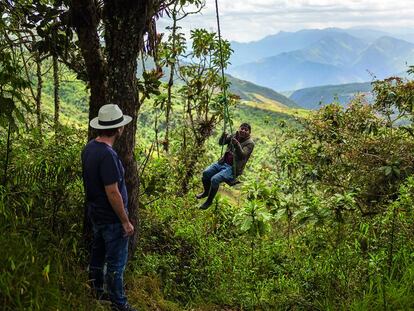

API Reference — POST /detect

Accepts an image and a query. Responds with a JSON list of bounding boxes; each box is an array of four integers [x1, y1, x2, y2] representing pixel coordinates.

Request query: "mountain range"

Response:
[[228, 28, 414, 92], [289, 82, 373, 109]]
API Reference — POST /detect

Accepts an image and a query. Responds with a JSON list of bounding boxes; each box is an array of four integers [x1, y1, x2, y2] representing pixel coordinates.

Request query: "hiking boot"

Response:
[[111, 302, 138, 311], [196, 192, 208, 199], [97, 292, 111, 302], [199, 184, 219, 210], [199, 200, 212, 210], [196, 178, 211, 199]]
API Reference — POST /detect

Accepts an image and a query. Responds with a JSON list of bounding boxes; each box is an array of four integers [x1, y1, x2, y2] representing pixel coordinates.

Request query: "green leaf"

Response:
[[274, 209, 286, 221]]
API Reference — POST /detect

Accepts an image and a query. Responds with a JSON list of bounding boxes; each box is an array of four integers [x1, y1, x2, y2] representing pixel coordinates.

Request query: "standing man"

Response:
[[82, 104, 136, 311], [197, 123, 254, 209]]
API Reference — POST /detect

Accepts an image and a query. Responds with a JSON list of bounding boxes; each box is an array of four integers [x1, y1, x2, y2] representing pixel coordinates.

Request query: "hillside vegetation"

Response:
[[4, 59, 414, 310]]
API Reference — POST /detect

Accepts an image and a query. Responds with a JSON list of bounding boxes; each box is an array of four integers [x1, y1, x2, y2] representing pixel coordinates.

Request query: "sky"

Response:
[[159, 0, 414, 42]]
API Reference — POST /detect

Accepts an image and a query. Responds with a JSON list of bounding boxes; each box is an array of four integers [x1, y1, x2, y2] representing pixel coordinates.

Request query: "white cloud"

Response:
[[159, 0, 414, 42]]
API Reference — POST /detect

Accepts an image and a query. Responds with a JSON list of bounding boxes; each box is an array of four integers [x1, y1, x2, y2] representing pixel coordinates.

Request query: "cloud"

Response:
[[159, 0, 414, 42]]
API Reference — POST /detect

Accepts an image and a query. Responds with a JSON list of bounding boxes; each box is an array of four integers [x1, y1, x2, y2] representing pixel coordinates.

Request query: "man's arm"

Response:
[[231, 139, 254, 159], [219, 132, 231, 145], [104, 183, 134, 236]]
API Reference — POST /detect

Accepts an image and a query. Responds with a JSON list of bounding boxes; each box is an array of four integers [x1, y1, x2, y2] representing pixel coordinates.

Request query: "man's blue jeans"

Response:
[[202, 162, 234, 188], [89, 222, 128, 306]]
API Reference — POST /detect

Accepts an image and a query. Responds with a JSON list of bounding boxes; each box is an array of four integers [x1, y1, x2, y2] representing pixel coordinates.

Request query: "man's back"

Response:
[[82, 139, 128, 224]]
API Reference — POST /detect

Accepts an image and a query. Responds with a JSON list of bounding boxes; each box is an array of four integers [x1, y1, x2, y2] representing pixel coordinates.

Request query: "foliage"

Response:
[[4, 68, 414, 311], [0, 126, 99, 310], [0, 35, 31, 130], [3, 1, 414, 309], [291, 98, 414, 215], [175, 28, 234, 140], [372, 76, 414, 126], [158, 27, 238, 193]]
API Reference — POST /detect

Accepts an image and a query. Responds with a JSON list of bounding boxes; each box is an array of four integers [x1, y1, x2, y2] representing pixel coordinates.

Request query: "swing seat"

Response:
[[226, 179, 241, 187]]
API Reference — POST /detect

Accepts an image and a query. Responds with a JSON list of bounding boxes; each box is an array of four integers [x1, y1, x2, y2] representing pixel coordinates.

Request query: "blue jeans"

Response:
[[202, 162, 234, 188], [89, 222, 128, 306]]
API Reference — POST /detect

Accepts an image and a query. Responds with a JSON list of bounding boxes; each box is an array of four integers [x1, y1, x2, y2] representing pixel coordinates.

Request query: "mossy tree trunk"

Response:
[[163, 7, 178, 153], [35, 54, 43, 130], [53, 54, 60, 129], [70, 0, 108, 141], [70, 0, 108, 251]]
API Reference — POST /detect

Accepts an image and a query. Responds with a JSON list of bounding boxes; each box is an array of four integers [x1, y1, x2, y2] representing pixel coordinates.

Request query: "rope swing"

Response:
[[214, 0, 233, 153], [214, 0, 239, 186]]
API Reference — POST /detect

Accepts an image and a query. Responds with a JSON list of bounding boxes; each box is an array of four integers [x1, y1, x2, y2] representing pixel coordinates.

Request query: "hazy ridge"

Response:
[[228, 28, 414, 92]]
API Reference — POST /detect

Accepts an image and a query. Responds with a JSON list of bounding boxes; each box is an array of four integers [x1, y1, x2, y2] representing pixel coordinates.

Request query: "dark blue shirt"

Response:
[[82, 140, 128, 224]]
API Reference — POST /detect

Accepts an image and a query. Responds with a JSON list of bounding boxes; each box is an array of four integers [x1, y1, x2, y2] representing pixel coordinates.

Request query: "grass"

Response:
[[242, 95, 310, 119]]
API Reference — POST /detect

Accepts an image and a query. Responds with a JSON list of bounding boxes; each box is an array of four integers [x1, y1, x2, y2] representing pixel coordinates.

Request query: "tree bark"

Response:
[[70, 0, 108, 140], [53, 54, 60, 128], [180, 139, 206, 194], [35, 54, 42, 129], [70, 0, 108, 251], [163, 7, 178, 153]]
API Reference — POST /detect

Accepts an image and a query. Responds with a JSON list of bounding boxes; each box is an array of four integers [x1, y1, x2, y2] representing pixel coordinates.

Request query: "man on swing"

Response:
[[197, 123, 255, 209]]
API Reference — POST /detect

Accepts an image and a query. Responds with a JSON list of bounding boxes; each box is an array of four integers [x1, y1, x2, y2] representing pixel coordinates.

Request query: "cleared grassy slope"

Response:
[[242, 93, 308, 118], [227, 74, 300, 108]]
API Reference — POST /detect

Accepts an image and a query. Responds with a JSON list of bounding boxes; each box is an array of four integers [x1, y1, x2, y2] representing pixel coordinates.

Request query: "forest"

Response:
[[1, 1, 414, 310]]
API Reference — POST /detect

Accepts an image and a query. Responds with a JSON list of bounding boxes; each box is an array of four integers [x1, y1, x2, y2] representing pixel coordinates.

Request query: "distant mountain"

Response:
[[394, 33, 414, 44], [353, 27, 414, 43], [342, 28, 391, 42], [352, 36, 414, 78], [230, 28, 355, 67], [229, 42, 362, 91], [229, 34, 414, 91], [290, 82, 373, 109], [227, 74, 299, 108], [289, 33, 368, 66], [229, 28, 395, 67]]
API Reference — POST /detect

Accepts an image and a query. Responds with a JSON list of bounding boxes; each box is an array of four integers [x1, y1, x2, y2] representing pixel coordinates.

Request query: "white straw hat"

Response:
[[90, 104, 132, 129]]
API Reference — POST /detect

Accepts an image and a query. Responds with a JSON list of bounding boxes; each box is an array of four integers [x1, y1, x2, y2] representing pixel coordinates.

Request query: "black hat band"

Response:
[[98, 116, 124, 126]]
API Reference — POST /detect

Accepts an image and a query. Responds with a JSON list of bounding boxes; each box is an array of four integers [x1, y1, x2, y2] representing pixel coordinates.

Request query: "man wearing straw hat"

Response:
[[82, 104, 137, 311]]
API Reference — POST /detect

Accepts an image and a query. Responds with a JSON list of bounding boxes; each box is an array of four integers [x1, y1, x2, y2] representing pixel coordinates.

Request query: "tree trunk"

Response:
[[70, 0, 108, 141], [103, 0, 155, 253], [70, 0, 108, 251], [180, 139, 206, 194], [71, 0, 157, 255], [35, 54, 42, 129], [164, 72, 173, 152], [2, 122, 12, 187], [53, 55, 60, 128], [163, 9, 178, 153]]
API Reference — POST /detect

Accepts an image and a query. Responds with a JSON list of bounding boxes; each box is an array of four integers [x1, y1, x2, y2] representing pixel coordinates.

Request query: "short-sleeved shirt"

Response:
[[82, 140, 128, 224]]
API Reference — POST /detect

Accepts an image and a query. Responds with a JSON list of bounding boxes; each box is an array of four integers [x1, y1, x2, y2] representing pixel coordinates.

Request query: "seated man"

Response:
[[197, 123, 255, 209]]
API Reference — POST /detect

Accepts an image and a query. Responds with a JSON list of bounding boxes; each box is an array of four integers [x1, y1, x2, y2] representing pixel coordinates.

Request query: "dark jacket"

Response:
[[218, 133, 254, 177]]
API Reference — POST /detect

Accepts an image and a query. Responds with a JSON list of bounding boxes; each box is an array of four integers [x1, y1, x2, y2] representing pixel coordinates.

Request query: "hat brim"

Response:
[[90, 115, 132, 129]]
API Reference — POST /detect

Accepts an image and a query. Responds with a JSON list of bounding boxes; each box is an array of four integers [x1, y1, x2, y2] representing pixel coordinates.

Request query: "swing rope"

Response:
[[214, 0, 238, 183], [214, 0, 232, 146]]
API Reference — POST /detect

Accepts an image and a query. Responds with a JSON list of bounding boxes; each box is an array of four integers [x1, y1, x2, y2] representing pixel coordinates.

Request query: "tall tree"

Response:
[[158, 0, 203, 152], [70, 0, 108, 139], [52, 54, 60, 128], [69, 0, 168, 251]]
